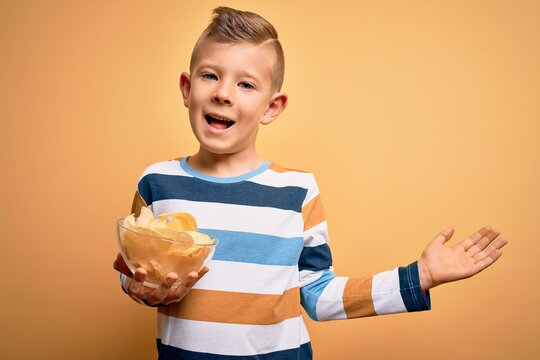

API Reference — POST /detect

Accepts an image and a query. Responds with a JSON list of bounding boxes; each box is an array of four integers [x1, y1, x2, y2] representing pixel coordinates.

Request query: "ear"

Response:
[[179, 72, 191, 108], [261, 92, 288, 125]]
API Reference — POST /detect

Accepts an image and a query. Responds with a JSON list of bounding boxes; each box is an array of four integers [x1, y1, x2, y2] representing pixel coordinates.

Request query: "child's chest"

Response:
[[150, 178, 307, 266]]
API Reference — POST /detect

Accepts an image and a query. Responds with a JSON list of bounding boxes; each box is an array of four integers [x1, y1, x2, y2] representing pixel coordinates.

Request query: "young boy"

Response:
[[113, 7, 508, 359]]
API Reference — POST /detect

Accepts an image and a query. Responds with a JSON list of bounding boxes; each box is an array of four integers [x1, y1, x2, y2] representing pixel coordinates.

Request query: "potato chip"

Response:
[[147, 217, 167, 231], [168, 242, 200, 257], [186, 231, 213, 245], [165, 218, 185, 232], [136, 206, 155, 227], [158, 212, 198, 231], [152, 226, 193, 243], [123, 214, 136, 228]]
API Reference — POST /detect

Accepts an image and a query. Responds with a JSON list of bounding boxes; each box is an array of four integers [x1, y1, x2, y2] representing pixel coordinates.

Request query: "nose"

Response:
[[212, 82, 233, 105]]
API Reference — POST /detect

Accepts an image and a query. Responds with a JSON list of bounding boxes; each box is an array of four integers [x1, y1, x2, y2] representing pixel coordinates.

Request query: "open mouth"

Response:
[[204, 114, 235, 129]]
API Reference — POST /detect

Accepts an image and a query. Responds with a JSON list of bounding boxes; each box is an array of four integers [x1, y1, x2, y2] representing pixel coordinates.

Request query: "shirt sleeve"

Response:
[[298, 177, 431, 321]]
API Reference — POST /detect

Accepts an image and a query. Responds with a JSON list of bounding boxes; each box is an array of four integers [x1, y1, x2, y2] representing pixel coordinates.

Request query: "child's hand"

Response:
[[113, 253, 209, 306], [127, 267, 208, 306], [417, 226, 508, 291]]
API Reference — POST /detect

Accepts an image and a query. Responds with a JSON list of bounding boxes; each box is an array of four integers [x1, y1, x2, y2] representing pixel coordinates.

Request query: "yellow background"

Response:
[[1, 0, 538, 359]]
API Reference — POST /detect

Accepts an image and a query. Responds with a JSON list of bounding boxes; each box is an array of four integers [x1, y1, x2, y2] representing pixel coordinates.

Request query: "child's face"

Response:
[[180, 40, 287, 158]]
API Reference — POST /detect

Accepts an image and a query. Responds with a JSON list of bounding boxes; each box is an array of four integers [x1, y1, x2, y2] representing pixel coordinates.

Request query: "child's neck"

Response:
[[187, 149, 265, 178]]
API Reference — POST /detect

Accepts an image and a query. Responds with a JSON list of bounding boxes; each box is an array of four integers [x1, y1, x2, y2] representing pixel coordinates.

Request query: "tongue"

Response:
[[209, 119, 230, 130]]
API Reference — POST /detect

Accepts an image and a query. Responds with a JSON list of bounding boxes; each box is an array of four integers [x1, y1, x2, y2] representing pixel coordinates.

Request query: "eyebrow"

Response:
[[197, 62, 264, 83]]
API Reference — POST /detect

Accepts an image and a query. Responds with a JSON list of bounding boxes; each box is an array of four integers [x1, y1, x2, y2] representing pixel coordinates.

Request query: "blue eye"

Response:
[[239, 82, 254, 90], [202, 73, 217, 81]]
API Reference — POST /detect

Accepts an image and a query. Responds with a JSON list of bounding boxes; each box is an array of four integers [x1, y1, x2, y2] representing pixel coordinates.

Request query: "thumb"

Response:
[[113, 253, 132, 276], [431, 227, 454, 246]]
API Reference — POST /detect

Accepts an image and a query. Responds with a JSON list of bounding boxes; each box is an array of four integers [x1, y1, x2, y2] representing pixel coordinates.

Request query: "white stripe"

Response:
[[194, 260, 299, 295], [302, 187, 319, 208], [157, 314, 306, 356], [140, 160, 184, 179], [315, 277, 348, 321], [299, 270, 324, 287], [302, 176, 319, 207], [152, 199, 303, 238], [250, 168, 314, 189], [372, 269, 407, 315], [303, 221, 328, 247]]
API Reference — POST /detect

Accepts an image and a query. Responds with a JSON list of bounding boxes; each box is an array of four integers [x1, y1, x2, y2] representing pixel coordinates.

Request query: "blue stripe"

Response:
[[180, 157, 271, 183], [139, 173, 307, 212], [202, 229, 304, 266], [398, 261, 431, 312], [298, 244, 333, 271], [157, 340, 313, 360], [299, 270, 335, 320]]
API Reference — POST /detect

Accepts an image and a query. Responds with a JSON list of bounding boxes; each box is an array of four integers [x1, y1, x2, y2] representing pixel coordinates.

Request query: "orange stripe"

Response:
[[269, 163, 307, 173], [159, 288, 301, 325], [130, 191, 147, 217], [342, 277, 376, 318], [302, 194, 326, 231]]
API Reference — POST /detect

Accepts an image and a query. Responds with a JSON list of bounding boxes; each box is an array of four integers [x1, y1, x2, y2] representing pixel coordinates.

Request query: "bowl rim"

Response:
[[116, 218, 218, 247]]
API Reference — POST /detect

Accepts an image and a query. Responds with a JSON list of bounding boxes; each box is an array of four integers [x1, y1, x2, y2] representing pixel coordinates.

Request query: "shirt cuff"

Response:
[[120, 273, 132, 294], [398, 261, 431, 312]]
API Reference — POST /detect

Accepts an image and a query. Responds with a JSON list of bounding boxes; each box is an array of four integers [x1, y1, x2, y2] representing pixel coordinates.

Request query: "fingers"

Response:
[[163, 267, 210, 305], [183, 271, 200, 288], [464, 226, 501, 255], [197, 266, 209, 280], [458, 226, 492, 252], [129, 270, 178, 306], [128, 268, 148, 302], [170, 272, 200, 301], [475, 249, 503, 272], [472, 236, 509, 264], [431, 227, 455, 246], [147, 273, 178, 305], [471, 247, 504, 274], [465, 236, 508, 277], [128, 267, 211, 306]]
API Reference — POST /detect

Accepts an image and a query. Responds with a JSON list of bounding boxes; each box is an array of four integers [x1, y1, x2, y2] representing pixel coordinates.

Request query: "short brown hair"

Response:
[[190, 7, 285, 92]]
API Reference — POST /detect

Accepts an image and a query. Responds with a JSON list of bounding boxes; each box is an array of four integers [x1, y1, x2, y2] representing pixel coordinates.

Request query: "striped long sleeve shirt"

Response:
[[120, 158, 431, 359]]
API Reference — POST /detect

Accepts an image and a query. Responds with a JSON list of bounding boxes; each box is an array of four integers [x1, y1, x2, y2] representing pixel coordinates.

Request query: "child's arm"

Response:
[[113, 253, 208, 306], [300, 225, 507, 321], [417, 226, 508, 290], [298, 175, 508, 321]]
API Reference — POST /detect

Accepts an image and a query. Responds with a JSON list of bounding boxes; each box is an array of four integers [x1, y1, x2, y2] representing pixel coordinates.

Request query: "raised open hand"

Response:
[[417, 226, 508, 290]]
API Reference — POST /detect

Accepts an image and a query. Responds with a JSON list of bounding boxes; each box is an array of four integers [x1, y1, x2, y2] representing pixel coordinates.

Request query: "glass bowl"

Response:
[[117, 219, 218, 289]]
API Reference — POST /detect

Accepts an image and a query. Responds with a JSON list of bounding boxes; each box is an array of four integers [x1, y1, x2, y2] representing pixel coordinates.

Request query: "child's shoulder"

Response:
[[257, 162, 320, 190], [138, 158, 183, 179], [267, 162, 311, 174]]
